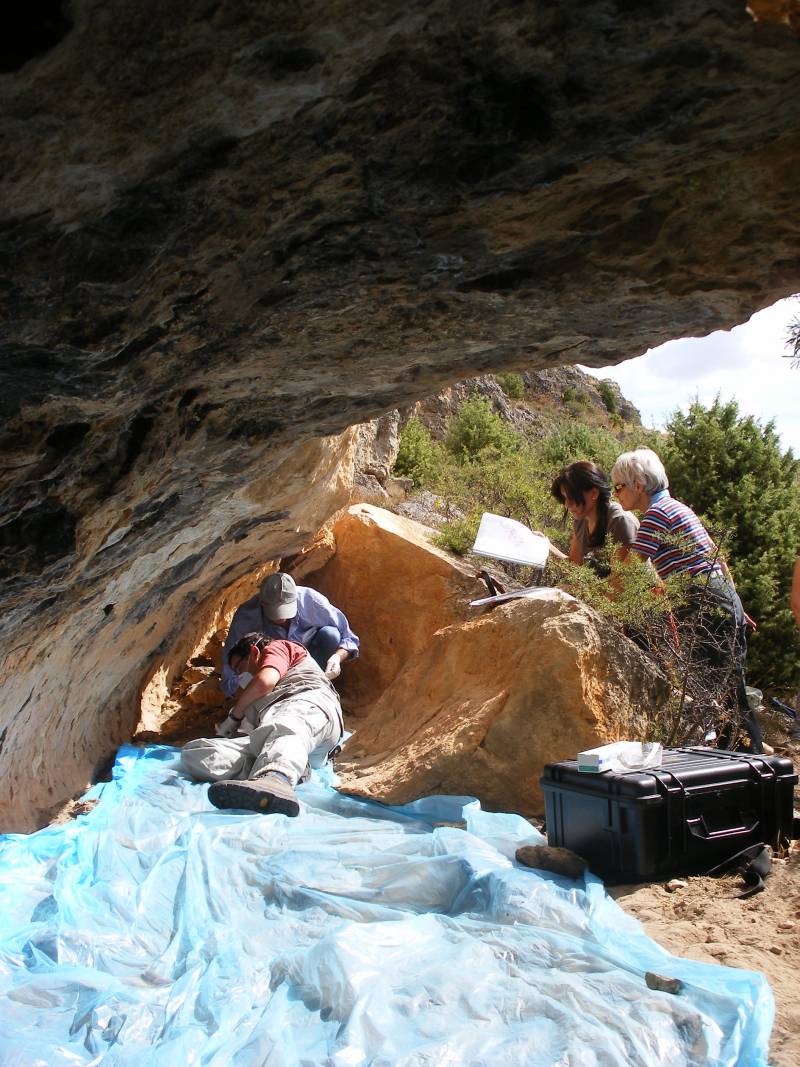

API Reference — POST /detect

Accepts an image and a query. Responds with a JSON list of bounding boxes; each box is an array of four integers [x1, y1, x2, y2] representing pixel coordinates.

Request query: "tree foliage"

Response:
[[662, 397, 800, 688], [597, 380, 617, 415], [496, 372, 525, 399], [786, 307, 800, 368], [444, 397, 518, 460], [536, 421, 622, 475], [393, 417, 444, 487]]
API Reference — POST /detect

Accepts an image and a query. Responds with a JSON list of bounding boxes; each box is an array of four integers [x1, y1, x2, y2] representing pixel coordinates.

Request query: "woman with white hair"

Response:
[[610, 448, 766, 754]]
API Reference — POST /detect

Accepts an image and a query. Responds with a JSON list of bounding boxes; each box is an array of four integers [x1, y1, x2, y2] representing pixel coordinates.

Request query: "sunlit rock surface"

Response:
[[328, 508, 666, 817], [0, 1, 797, 828], [310, 503, 485, 713]]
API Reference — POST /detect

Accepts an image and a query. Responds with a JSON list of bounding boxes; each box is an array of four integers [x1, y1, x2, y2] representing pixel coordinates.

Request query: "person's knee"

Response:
[[307, 625, 341, 668], [180, 741, 209, 780], [181, 737, 251, 782]]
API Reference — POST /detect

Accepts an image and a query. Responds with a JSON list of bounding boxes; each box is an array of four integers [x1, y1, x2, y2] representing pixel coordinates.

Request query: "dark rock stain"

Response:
[[0, 1, 72, 74], [229, 512, 289, 543], [0, 499, 76, 577]]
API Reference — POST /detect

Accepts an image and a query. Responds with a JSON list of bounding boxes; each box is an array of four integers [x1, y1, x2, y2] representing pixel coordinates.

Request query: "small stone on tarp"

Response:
[[516, 844, 587, 880], [645, 971, 684, 995]]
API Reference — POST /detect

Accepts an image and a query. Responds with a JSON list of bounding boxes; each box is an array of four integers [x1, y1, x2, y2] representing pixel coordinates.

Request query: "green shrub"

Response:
[[393, 418, 444, 487], [535, 421, 621, 476], [432, 513, 482, 556], [444, 397, 518, 461], [598, 380, 617, 415], [547, 553, 681, 629], [446, 434, 550, 508], [547, 556, 742, 747], [496, 372, 525, 399]]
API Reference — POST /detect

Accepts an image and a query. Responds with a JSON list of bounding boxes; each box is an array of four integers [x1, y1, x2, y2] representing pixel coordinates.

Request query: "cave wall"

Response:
[[1, 0, 798, 829], [1, 430, 357, 828]]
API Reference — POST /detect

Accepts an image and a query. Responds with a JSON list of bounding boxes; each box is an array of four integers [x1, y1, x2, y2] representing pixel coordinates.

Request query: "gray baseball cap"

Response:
[[259, 572, 298, 620]]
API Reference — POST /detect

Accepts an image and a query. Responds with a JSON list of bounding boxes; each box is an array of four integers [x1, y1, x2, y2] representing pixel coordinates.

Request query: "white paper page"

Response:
[[472, 513, 549, 568]]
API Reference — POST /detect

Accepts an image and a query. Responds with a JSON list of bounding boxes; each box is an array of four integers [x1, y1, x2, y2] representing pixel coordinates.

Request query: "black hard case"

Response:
[[540, 747, 796, 884]]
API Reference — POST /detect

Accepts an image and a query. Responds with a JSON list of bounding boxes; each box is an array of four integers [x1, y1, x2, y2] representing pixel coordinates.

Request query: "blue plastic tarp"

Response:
[[0, 745, 773, 1066]]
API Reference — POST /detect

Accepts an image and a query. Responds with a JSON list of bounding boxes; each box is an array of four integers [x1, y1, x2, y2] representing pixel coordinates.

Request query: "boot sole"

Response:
[[208, 781, 300, 817]]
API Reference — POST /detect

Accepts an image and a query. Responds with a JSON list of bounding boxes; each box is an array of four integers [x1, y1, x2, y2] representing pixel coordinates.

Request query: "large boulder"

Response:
[[309, 504, 486, 712], [308, 504, 665, 817], [338, 590, 666, 818]]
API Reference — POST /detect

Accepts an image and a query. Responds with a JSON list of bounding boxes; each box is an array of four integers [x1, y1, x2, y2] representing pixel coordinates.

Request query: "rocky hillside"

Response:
[[410, 366, 640, 440], [352, 366, 640, 504]]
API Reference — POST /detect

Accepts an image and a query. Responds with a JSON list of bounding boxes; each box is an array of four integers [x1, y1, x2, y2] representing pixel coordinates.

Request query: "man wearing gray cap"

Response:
[[220, 572, 360, 699]]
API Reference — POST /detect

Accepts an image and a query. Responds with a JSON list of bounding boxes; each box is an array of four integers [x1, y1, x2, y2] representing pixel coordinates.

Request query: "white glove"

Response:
[[324, 654, 342, 680], [215, 714, 241, 738]]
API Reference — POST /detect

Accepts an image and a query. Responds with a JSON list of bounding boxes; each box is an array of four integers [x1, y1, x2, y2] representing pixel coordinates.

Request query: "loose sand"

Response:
[[611, 845, 800, 1067], [611, 721, 800, 1067]]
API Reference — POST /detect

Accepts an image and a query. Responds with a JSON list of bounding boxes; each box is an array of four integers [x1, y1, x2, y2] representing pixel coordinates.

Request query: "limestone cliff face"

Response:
[[0, 1, 797, 829]]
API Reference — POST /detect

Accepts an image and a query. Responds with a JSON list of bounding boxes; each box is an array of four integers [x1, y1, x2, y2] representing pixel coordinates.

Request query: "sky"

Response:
[[580, 297, 800, 455]]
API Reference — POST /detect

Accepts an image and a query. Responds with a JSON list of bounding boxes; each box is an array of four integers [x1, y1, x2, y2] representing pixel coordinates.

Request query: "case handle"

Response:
[[687, 815, 758, 840]]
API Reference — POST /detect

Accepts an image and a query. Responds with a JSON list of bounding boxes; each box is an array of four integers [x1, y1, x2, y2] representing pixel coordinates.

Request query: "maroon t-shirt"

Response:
[[260, 639, 308, 679]]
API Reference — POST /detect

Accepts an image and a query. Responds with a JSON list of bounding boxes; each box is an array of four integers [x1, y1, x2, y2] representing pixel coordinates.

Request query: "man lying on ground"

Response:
[[220, 572, 359, 698], [182, 631, 343, 816]]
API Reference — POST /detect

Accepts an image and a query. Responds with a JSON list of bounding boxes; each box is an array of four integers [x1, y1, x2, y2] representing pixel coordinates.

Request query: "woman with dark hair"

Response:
[[542, 460, 639, 574]]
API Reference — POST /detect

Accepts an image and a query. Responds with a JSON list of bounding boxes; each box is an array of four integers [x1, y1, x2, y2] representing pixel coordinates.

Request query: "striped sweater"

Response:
[[631, 490, 717, 579]]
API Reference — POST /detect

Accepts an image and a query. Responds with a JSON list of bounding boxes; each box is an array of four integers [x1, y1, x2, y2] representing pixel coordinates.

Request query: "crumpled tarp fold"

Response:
[[0, 745, 773, 1065]]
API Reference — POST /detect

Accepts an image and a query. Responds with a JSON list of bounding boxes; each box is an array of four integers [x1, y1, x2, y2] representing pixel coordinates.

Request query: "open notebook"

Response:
[[469, 513, 550, 607], [471, 512, 549, 567]]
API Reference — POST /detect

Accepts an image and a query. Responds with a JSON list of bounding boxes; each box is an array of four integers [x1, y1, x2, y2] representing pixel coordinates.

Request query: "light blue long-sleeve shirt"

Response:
[[220, 586, 360, 697]]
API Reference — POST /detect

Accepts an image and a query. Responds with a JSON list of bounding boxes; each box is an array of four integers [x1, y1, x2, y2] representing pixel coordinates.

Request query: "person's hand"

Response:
[[325, 654, 342, 680], [215, 714, 241, 738], [743, 611, 758, 631], [534, 532, 569, 561]]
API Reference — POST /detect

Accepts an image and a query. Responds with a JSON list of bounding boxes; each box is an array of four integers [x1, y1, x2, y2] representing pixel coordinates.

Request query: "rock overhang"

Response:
[[0, 0, 798, 828]]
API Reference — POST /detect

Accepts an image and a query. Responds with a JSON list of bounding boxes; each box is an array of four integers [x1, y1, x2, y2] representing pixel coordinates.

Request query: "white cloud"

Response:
[[581, 298, 800, 452]]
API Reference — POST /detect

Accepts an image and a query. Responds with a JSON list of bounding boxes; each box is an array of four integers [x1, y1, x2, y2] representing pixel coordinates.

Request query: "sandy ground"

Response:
[[610, 718, 800, 1067], [610, 844, 800, 1067]]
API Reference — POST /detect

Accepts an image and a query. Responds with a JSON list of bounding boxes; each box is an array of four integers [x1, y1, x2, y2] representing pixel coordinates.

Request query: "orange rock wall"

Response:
[[308, 504, 485, 712]]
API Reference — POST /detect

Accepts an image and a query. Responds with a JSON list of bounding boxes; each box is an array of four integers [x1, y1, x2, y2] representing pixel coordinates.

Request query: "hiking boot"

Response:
[[208, 773, 300, 817]]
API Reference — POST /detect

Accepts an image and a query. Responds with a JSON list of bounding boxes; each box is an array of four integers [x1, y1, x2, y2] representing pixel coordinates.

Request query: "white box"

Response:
[[577, 741, 663, 774], [577, 741, 630, 773]]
